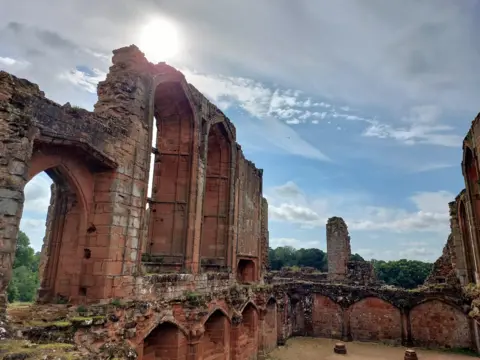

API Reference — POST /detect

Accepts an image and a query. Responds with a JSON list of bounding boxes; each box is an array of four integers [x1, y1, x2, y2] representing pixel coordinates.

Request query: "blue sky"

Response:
[[1, 0, 479, 261]]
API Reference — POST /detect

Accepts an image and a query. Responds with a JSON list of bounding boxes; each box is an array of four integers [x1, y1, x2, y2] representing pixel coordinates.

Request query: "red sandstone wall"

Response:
[[410, 300, 472, 349], [263, 302, 278, 353], [348, 297, 401, 344], [143, 322, 188, 360], [312, 295, 343, 339], [236, 305, 258, 360], [202, 312, 230, 360], [236, 151, 262, 259]]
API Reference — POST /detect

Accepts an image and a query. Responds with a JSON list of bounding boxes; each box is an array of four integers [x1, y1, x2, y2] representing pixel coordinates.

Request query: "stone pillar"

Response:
[[303, 290, 314, 336], [36, 183, 57, 300], [187, 326, 205, 360], [0, 105, 36, 332], [260, 197, 269, 282], [327, 217, 351, 281], [230, 314, 243, 360], [257, 308, 267, 360], [276, 299, 286, 346], [341, 308, 352, 342]]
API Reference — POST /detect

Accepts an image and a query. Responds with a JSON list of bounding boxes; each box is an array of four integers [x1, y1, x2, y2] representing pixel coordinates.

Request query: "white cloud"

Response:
[[363, 119, 462, 147], [0, 56, 16, 66], [59, 67, 106, 94], [23, 174, 52, 212], [266, 181, 453, 233]]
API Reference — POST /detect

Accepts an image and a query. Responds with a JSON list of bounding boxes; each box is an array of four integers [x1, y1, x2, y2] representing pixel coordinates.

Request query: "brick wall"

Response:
[[410, 300, 472, 349], [348, 297, 402, 344], [312, 295, 343, 339]]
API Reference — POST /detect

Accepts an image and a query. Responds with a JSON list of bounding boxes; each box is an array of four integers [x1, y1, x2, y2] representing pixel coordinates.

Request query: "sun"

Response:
[[138, 18, 180, 63]]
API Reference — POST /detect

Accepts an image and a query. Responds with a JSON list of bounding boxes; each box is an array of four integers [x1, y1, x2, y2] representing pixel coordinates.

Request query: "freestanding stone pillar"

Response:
[[326, 216, 351, 281]]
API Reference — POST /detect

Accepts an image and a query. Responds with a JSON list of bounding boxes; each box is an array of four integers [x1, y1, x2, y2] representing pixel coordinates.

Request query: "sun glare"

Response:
[[138, 18, 180, 63]]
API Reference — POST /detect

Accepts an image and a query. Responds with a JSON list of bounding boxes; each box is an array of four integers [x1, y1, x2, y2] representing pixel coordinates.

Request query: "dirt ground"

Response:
[[266, 337, 476, 360]]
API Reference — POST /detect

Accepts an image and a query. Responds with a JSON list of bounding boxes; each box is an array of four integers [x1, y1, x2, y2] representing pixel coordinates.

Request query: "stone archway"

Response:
[[201, 123, 232, 270], [202, 310, 230, 360], [28, 145, 94, 302], [142, 322, 188, 360]]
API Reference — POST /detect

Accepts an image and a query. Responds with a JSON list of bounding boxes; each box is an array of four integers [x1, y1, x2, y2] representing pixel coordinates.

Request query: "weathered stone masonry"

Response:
[[1, 45, 480, 359], [0, 44, 266, 330]]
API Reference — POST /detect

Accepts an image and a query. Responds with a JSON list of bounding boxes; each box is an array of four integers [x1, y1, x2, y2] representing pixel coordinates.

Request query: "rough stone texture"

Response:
[[348, 297, 402, 345], [326, 217, 351, 281], [346, 260, 377, 285], [425, 234, 461, 287], [410, 299, 472, 349], [312, 295, 342, 339], [3, 44, 480, 358]]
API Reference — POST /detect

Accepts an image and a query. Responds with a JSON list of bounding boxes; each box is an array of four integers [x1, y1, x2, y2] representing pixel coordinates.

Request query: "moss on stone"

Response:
[[0, 340, 82, 359]]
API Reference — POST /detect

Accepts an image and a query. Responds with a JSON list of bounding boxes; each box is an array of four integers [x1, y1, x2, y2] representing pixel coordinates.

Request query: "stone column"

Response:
[[187, 326, 205, 360], [257, 308, 267, 360], [327, 217, 351, 281], [276, 299, 286, 346], [341, 307, 352, 342], [0, 107, 36, 333], [230, 314, 243, 360]]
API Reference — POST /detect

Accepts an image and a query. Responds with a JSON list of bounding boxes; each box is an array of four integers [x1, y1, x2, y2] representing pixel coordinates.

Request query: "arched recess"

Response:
[[312, 295, 342, 339], [264, 298, 278, 354], [201, 122, 232, 269], [459, 200, 476, 283], [142, 322, 187, 360], [202, 310, 230, 360], [348, 297, 401, 344], [28, 145, 94, 302], [464, 146, 480, 279], [289, 294, 305, 336], [237, 303, 258, 360], [410, 299, 472, 349], [236, 259, 255, 283], [146, 81, 195, 270]]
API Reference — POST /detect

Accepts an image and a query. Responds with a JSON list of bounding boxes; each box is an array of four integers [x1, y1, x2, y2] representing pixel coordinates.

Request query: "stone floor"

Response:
[[266, 337, 476, 360]]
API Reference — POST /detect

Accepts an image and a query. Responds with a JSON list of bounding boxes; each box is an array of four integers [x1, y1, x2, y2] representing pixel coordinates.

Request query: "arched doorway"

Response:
[[26, 145, 94, 302], [238, 303, 258, 359], [145, 81, 195, 272], [142, 322, 187, 360], [202, 310, 230, 359]]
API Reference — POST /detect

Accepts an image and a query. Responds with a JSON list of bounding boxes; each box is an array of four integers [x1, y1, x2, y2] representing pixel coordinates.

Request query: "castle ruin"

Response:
[[0, 45, 479, 359]]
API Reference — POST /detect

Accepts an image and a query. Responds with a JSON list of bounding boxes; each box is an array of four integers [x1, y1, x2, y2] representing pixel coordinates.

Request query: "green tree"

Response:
[[350, 253, 365, 261], [7, 231, 40, 303], [373, 259, 433, 289]]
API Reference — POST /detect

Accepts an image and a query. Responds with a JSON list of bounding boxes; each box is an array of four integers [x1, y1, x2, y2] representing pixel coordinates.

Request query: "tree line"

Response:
[[269, 246, 433, 289], [7, 233, 435, 303]]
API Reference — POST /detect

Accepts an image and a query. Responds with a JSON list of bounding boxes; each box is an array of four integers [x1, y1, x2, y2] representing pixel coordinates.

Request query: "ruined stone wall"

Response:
[[1, 44, 267, 317], [278, 283, 476, 350], [326, 216, 351, 281], [346, 261, 377, 285], [260, 197, 269, 278], [425, 234, 461, 287]]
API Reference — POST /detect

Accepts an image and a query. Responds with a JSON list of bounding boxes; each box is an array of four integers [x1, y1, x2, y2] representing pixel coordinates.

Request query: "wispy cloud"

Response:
[[266, 181, 453, 233]]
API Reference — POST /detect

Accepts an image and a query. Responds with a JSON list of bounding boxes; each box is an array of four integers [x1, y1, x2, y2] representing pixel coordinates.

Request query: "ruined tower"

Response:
[[326, 216, 351, 281]]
